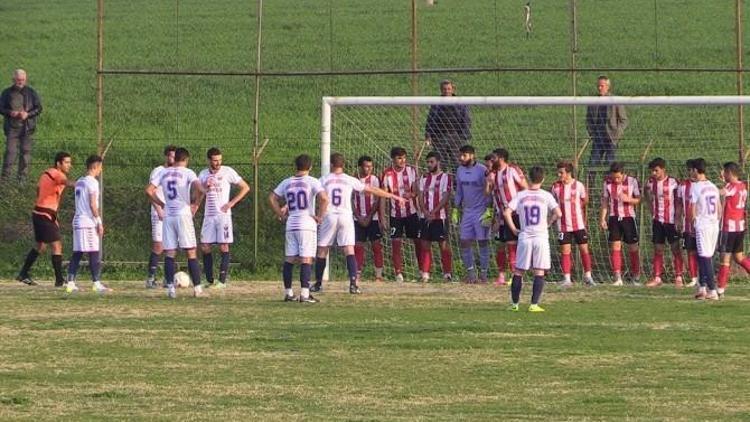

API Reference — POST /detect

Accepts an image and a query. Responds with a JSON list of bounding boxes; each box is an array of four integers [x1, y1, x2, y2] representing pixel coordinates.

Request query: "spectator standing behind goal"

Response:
[[716, 162, 750, 297], [424, 79, 471, 174], [645, 158, 684, 288], [551, 161, 595, 287], [353, 156, 385, 282], [599, 162, 641, 285], [688, 158, 720, 300], [586, 76, 628, 166], [0, 69, 43, 181], [416, 151, 453, 282]]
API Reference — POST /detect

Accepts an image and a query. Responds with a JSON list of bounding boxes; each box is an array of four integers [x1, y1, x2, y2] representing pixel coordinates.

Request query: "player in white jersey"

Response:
[[197, 147, 250, 289], [270, 154, 329, 303], [146, 147, 205, 299], [65, 155, 110, 294], [504, 166, 561, 312], [688, 158, 721, 300], [313, 153, 403, 294], [145, 145, 176, 288]]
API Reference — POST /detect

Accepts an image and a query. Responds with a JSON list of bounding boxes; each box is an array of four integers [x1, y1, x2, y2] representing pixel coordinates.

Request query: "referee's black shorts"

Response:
[[32, 212, 60, 243]]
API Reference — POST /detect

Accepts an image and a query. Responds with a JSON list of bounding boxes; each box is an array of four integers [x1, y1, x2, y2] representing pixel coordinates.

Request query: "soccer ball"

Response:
[[174, 271, 191, 288]]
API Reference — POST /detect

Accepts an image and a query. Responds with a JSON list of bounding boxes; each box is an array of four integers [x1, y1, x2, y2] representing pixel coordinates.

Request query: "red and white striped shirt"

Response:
[[677, 179, 694, 234], [722, 180, 747, 232], [602, 175, 640, 218], [353, 174, 380, 221], [551, 179, 587, 232], [382, 165, 418, 218], [419, 171, 452, 220], [647, 176, 678, 224], [494, 164, 525, 207]]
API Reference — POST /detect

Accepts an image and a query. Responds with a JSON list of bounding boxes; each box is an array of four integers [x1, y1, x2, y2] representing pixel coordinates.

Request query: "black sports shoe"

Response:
[[299, 294, 318, 303], [284, 294, 297, 302], [16, 276, 38, 286], [310, 283, 322, 293], [54, 279, 64, 288], [349, 285, 362, 294]]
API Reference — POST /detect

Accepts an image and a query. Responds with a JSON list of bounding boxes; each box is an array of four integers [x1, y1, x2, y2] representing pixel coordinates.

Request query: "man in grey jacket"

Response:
[[0, 69, 43, 181], [586, 76, 627, 166]]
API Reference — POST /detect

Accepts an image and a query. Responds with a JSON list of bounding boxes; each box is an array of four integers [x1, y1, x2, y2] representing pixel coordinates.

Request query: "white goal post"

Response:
[[320, 96, 750, 283]]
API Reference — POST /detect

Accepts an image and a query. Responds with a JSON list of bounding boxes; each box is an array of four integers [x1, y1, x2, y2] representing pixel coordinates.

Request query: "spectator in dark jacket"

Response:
[[0, 69, 43, 181], [586, 75, 627, 166], [425, 80, 471, 174]]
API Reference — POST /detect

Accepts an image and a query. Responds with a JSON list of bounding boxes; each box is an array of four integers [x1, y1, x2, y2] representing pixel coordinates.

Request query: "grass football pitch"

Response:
[[1, 279, 749, 420]]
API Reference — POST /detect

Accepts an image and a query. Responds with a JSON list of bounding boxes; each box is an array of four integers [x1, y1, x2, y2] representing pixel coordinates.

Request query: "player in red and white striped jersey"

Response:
[[485, 148, 527, 285], [644, 158, 684, 288], [380, 146, 422, 282], [353, 155, 385, 282], [599, 162, 641, 285], [717, 162, 750, 296], [416, 151, 453, 282], [551, 161, 594, 287], [676, 159, 699, 287], [484, 153, 508, 286]]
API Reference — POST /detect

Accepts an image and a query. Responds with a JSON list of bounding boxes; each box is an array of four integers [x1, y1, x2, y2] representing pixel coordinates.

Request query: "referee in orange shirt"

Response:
[[16, 152, 74, 286]]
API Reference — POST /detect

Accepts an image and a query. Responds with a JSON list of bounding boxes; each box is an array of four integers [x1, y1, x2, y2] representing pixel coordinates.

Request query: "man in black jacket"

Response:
[[0, 69, 43, 181]]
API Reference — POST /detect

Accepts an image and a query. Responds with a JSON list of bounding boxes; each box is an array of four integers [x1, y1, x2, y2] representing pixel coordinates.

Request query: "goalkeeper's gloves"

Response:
[[451, 208, 460, 225], [480, 207, 494, 227]]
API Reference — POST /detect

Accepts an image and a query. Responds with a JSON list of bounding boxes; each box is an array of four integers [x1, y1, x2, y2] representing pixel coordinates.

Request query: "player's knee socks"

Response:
[[414, 241, 424, 268], [561, 252, 572, 275], [147, 251, 159, 278], [419, 242, 432, 273], [531, 275, 545, 305], [88, 251, 101, 282], [354, 245, 365, 270], [219, 252, 230, 283], [581, 251, 593, 273], [51, 254, 64, 284], [202, 252, 214, 283], [460, 246, 474, 271], [19, 248, 40, 277], [672, 250, 684, 276], [67, 251, 83, 280], [392, 240, 403, 274], [187, 258, 201, 287], [372, 241, 384, 269], [440, 247, 452, 274], [314, 257, 327, 286], [688, 253, 698, 278], [610, 249, 623, 273], [652, 252, 664, 277], [629, 249, 640, 276], [718, 264, 730, 289], [495, 248, 506, 273], [345, 254, 358, 285], [165, 256, 176, 285], [510, 274, 523, 304], [282, 262, 293, 289], [699, 257, 716, 290], [740, 257, 750, 273], [300, 263, 312, 288], [508, 244, 517, 271], [478, 243, 490, 272]]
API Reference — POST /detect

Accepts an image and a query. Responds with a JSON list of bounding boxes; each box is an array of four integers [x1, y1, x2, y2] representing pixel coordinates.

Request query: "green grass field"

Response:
[[1, 280, 749, 420]]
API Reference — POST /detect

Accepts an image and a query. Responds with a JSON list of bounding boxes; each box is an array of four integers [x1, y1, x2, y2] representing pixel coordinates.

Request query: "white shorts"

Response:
[[515, 235, 551, 271], [73, 226, 100, 252], [163, 214, 197, 250], [201, 214, 233, 244], [695, 222, 719, 258], [286, 230, 317, 258], [151, 215, 163, 243], [318, 213, 356, 247]]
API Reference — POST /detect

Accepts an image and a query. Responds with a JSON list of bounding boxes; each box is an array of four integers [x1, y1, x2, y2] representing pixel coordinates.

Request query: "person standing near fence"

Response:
[[716, 162, 750, 298], [416, 151, 453, 282], [353, 155, 385, 282], [586, 76, 628, 166], [645, 158, 683, 288], [145, 145, 176, 289], [424, 80, 471, 174], [689, 158, 720, 301], [599, 162, 641, 285], [454, 145, 491, 283], [0, 69, 43, 181]]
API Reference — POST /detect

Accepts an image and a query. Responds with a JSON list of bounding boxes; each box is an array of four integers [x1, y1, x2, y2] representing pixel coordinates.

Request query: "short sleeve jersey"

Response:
[[381, 165, 418, 218], [273, 175, 324, 232], [551, 179, 587, 233], [647, 176, 679, 224], [419, 171, 452, 220], [319, 172, 366, 215], [690, 180, 721, 225], [35, 168, 67, 212], [152, 166, 198, 218], [149, 165, 166, 217], [73, 175, 100, 228], [602, 175, 640, 218], [353, 174, 381, 221], [507, 189, 559, 239], [199, 166, 243, 217], [722, 180, 747, 232]]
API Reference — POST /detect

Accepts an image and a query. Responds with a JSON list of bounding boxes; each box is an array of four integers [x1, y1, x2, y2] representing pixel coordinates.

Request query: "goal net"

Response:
[[321, 96, 749, 284]]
